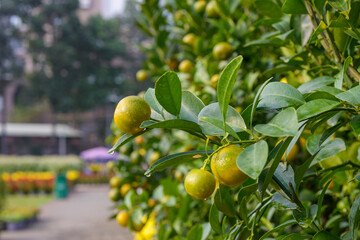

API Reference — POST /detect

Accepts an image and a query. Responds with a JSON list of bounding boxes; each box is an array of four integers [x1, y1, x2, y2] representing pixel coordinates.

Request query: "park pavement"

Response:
[[1, 184, 133, 240]]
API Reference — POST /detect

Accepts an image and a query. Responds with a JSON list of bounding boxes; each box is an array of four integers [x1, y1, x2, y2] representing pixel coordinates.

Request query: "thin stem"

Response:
[[305, 0, 360, 82]]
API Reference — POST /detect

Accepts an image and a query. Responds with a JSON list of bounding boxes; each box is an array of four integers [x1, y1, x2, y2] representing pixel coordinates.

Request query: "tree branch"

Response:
[[305, 0, 360, 83]]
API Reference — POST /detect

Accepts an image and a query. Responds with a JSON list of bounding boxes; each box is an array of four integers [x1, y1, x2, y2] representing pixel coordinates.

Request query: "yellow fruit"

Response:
[[134, 135, 144, 145], [109, 176, 122, 188], [276, 140, 299, 162], [120, 183, 131, 197], [106, 161, 116, 170], [206, 1, 220, 18], [210, 74, 219, 89], [179, 60, 194, 73], [194, 0, 206, 13], [183, 33, 196, 46], [166, 58, 178, 70], [211, 145, 248, 188], [280, 78, 288, 83], [299, 137, 306, 149], [136, 70, 148, 82], [116, 211, 130, 227], [130, 151, 142, 164], [174, 10, 184, 21], [184, 169, 216, 200], [213, 42, 233, 60], [108, 188, 121, 202], [148, 198, 157, 207], [174, 170, 184, 181], [149, 151, 161, 166], [138, 148, 146, 157], [285, 144, 299, 162], [114, 96, 151, 134]]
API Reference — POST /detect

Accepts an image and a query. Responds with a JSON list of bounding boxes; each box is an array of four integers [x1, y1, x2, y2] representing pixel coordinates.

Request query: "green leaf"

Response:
[[179, 91, 205, 123], [351, 115, 360, 137], [259, 220, 297, 240], [277, 233, 312, 240], [236, 140, 268, 179], [272, 192, 297, 210], [255, 0, 283, 18], [187, 224, 203, 240], [309, 21, 327, 43], [237, 183, 258, 204], [297, 76, 335, 94], [141, 119, 202, 133], [259, 137, 293, 199], [155, 72, 182, 116], [199, 117, 240, 140], [297, 99, 341, 121], [273, 163, 296, 198], [198, 103, 246, 136], [209, 204, 222, 234], [109, 130, 149, 153], [145, 88, 163, 114], [293, 204, 317, 228], [217, 56, 243, 124], [313, 231, 341, 240], [144, 151, 211, 176], [314, 138, 346, 163], [282, 0, 307, 14], [250, 78, 272, 130], [336, 85, 360, 106], [316, 181, 332, 226], [317, 86, 343, 95], [315, 0, 327, 12], [214, 185, 236, 218], [349, 194, 360, 240], [258, 82, 305, 109], [328, 0, 349, 13], [334, 56, 352, 90], [254, 108, 298, 137]]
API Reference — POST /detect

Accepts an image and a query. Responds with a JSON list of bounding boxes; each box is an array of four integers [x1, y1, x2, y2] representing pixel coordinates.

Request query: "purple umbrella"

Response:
[[80, 147, 119, 162]]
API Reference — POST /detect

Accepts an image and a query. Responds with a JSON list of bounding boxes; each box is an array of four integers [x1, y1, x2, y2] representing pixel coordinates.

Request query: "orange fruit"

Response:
[[135, 135, 145, 145], [116, 211, 130, 227], [179, 60, 194, 73], [213, 42, 233, 60], [184, 169, 216, 200], [136, 70, 148, 82], [211, 145, 248, 188], [114, 96, 151, 134]]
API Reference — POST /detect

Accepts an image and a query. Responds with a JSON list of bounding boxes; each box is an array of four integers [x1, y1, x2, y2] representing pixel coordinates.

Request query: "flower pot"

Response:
[[6, 220, 27, 231]]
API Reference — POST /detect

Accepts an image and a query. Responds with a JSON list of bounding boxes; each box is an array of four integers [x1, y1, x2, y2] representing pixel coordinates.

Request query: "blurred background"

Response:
[[0, 0, 148, 239], [0, 0, 149, 156]]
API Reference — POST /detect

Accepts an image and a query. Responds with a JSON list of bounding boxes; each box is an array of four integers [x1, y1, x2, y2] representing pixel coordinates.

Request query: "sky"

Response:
[[102, 0, 126, 18]]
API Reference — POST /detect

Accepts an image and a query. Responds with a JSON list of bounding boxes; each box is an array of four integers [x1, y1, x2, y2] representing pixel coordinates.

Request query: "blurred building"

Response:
[[77, 0, 125, 23]]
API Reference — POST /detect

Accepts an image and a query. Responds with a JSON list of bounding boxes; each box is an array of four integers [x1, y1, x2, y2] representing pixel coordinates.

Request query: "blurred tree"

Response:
[[27, 0, 127, 113]]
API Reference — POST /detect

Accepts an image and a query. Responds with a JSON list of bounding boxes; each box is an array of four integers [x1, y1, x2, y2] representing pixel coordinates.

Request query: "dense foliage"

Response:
[[109, 0, 360, 239]]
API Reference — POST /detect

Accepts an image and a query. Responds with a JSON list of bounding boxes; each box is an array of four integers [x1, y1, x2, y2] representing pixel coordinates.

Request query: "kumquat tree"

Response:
[[106, 0, 360, 239]]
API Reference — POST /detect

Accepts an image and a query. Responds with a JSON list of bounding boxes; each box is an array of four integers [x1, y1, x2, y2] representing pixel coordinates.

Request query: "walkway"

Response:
[[1, 185, 133, 240]]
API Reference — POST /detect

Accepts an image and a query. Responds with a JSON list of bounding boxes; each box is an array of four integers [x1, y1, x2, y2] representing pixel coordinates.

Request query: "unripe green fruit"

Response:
[[206, 1, 220, 18], [213, 42, 233, 60], [194, 0, 206, 13]]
